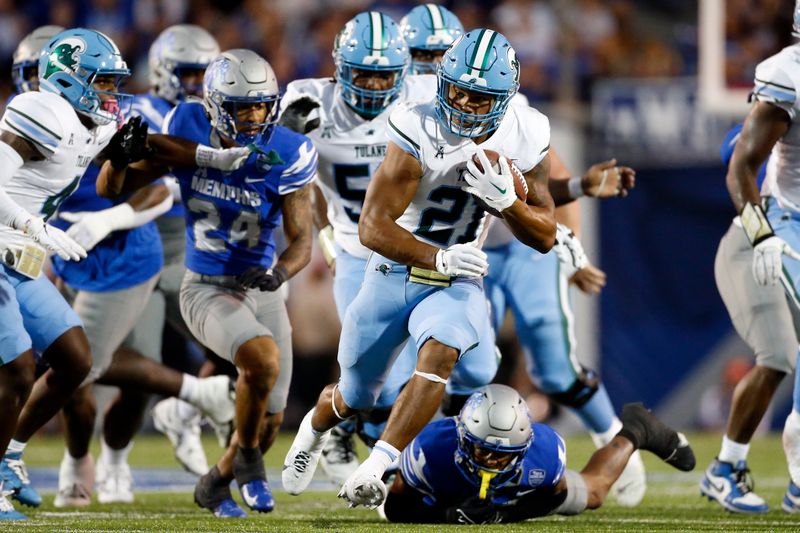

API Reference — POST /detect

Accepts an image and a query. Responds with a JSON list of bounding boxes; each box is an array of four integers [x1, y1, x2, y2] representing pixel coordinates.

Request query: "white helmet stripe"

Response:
[[426, 3, 447, 39], [468, 29, 495, 78], [370, 11, 384, 55]]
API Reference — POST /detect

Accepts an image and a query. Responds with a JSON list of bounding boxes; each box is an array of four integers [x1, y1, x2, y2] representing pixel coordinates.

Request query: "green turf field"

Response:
[[13, 431, 800, 531]]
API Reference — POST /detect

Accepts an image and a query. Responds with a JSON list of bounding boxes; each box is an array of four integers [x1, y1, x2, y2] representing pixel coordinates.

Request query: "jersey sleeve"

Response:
[[526, 424, 567, 489], [0, 92, 65, 157], [753, 53, 798, 119], [399, 435, 438, 503], [387, 102, 423, 160], [131, 95, 165, 133], [279, 136, 318, 195], [514, 106, 550, 174]]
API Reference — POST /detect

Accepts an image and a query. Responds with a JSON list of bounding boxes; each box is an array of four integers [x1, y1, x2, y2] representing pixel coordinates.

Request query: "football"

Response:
[[468, 149, 528, 217]]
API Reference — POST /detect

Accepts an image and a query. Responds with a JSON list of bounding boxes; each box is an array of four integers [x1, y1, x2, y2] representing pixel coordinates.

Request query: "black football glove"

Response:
[[237, 264, 288, 291], [107, 115, 153, 170], [278, 96, 321, 134], [445, 496, 505, 525]]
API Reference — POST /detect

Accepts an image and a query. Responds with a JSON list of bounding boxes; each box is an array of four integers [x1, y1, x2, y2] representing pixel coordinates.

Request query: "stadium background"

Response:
[[0, 0, 793, 436]]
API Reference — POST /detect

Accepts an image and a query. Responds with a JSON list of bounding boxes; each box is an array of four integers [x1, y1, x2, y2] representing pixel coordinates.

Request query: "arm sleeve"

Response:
[[1, 92, 65, 157], [753, 56, 798, 119], [279, 139, 318, 195], [387, 103, 423, 160]]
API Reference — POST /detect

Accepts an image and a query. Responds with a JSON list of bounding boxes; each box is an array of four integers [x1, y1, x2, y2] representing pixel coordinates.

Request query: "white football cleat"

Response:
[[152, 398, 209, 476], [338, 469, 387, 509], [54, 453, 94, 508], [192, 375, 236, 426], [610, 449, 647, 506], [320, 425, 359, 485], [96, 461, 134, 504], [282, 410, 329, 495], [783, 410, 800, 489]]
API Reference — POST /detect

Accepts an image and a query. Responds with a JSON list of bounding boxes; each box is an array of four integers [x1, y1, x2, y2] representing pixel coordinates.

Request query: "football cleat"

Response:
[[239, 479, 274, 513], [207, 416, 233, 449], [96, 461, 134, 504], [54, 453, 94, 508], [194, 468, 246, 518], [282, 410, 330, 495], [192, 375, 236, 427], [700, 458, 768, 513], [0, 452, 41, 507], [782, 480, 800, 513], [338, 470, 387, 509], [152, 397, 209, 476], [320, 425, 360, 485], [0, 484, 26, 521], [610, 449, 647, 506], [620, 403, 696, 471]]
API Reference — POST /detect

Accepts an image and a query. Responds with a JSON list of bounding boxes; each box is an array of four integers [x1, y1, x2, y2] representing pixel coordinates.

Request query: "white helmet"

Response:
[[456, 384, 533, 482], [12, 25, 65, 93], [203, 49, 281, 145], [149, 24, 220, 104]]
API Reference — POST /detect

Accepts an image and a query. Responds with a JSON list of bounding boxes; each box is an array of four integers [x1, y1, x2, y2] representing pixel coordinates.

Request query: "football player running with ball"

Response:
[[283, 28, 558, 509], [97, 49, 317, 518]]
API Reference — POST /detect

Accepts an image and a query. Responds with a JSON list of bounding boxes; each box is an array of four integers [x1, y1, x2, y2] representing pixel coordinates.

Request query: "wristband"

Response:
[[195, 145, 216, 167], [318, 225, 337, 267], [740, 201, 774, 246], [567, 177, 584, 199]]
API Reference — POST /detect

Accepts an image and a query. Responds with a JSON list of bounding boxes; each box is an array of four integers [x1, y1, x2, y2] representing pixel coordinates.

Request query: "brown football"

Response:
[[469, 149, 528, 217]]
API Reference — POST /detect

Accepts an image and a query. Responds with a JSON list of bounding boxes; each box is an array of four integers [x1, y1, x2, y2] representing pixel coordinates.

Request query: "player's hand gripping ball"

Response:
[[462, 148, 527, 217]]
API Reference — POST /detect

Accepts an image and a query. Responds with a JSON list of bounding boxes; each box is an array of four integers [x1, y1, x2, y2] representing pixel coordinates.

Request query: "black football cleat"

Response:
[[619, 402, 696, 472]]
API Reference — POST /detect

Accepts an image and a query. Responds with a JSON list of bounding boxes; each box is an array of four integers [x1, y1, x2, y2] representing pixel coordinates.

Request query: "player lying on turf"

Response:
[[383, 384, 695, 524]]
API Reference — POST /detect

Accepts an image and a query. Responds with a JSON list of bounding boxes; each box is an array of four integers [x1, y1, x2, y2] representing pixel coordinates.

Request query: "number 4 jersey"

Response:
[[0, 90, 117, 251], [164, 101, 317, 276], [388, 98, 550, 249]]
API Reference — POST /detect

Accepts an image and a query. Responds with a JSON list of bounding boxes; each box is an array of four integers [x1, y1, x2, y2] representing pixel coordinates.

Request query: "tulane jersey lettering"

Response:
[[165, 101, 317, 276]]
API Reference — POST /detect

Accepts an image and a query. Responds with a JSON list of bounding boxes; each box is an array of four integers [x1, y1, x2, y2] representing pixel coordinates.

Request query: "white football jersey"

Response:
[[752, 43, 800, 212], [387, 99, 550, 249], [283, 75, 437, 258], [0, 91, 117, 249]]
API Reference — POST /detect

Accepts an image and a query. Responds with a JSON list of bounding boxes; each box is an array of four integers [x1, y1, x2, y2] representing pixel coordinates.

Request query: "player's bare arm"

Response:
[[310, 183, 330, 231], [277, 184, 313, 278], [727, 101, 790, 211], [501, 153, 556, 252], [96, 158, 168, 198], [359, 142, 440, 269]]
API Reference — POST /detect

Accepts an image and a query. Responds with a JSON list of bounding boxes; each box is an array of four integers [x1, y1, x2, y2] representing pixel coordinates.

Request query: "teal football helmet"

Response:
[[400, 4, 463, 74]]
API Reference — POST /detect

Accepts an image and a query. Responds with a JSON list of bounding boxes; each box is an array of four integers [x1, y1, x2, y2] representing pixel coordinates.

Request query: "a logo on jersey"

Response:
[[255, 148, 285, 173], [527, 469, 545, 487], [376, 263, 392, 276], [435, 146, 445, 159], [354, 144, 387, 159], [44, 38, 86, 79], [320, 125, 333, 139]]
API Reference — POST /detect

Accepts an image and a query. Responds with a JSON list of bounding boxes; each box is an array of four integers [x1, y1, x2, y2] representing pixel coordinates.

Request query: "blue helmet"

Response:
[[436, 29, 520, 138], [455, 385, 533, 490], [400, 4, 463, 74], [333, 11, 409, 119], [38, 28, 131, 126], [794, 0, 800, 36]]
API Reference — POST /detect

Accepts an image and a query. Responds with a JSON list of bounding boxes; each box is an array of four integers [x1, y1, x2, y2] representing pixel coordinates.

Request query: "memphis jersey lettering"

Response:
[[164, 101, 317, 276], [400, 418, 566, 507], [130, 92, 183, 218]]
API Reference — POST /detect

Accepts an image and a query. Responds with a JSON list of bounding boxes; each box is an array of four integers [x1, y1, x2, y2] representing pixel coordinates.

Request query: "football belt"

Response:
[[2, 243, 46, 279], [407, 266, 452, 287]]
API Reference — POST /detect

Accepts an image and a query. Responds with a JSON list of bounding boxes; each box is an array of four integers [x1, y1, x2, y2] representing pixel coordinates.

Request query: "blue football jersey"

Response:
[[130, 92, 183, 218], [165, 101, 317, 276], [51, 163, 164, 292], [400, 418, 566, 508], [721, 123, 767, 189]]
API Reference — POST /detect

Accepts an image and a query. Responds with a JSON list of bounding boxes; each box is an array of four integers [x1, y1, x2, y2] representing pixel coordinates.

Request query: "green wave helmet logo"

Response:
[[44, 37, 86, 79]]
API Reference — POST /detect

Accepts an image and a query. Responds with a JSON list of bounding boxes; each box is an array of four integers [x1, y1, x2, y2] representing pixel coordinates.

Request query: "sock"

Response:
[[590, 417, 624, 448], [6, 439, 27, 455], [361, 440, 400, 478], [176, 399, 199, 421], [784, 410, 800, 486], [719, 435, 750, 464], [63, 450, 89, 467], [232, 446, 265, 484], [179, 374, 199, 403], [100, 439, 132, 466]]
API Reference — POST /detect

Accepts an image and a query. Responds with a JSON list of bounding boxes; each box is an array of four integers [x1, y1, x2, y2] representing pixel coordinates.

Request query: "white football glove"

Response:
[[195, 145, 251, 172], [752, 235, 800, 286], [60, 203, 135, 252], [22, 216, 87, 261], [553, 223, 589, 279], [435, 243, 488, 278], [463, 148, 517, 213]]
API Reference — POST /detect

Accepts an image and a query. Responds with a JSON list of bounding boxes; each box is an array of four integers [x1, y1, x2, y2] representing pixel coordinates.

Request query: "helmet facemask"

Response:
[[436, 74, 513, 138], [337, 62, 405, 118]]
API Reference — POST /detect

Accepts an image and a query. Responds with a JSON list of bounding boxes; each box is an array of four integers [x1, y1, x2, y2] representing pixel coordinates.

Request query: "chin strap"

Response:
[[479, 471, 497, 500]]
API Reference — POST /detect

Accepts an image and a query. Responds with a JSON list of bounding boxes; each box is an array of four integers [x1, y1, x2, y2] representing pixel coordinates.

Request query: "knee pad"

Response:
[[548, 368, 599, 408]]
